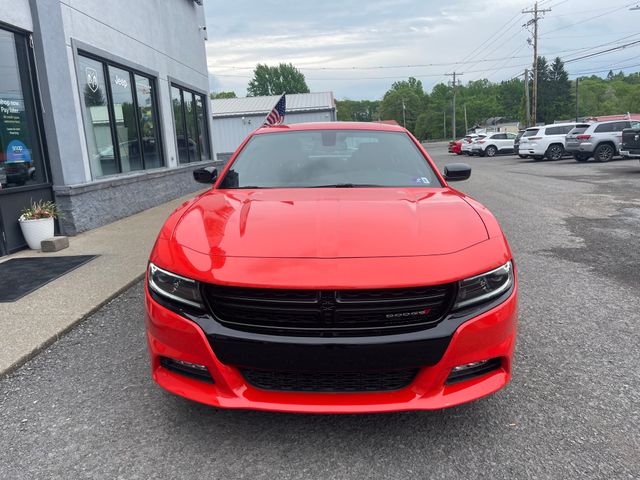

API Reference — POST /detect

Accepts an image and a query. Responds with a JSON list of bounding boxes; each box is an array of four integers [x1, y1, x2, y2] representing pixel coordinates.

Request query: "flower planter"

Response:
[[18, 216, 54, 250]]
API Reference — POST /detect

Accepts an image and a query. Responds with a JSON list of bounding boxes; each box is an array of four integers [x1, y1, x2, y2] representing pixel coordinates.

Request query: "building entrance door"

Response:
[[0, 25, 52, 255]]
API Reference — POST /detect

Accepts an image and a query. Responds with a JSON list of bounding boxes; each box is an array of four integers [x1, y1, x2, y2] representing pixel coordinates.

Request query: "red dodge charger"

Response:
[[145, 122, 517, 413]]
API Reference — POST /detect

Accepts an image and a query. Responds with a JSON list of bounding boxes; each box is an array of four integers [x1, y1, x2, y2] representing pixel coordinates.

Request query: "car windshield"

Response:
[[218, 129, 442, 189]]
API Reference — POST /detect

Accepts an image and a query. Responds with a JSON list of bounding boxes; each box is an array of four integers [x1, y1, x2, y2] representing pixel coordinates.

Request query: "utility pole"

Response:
[[464, 104, 468, 134], [401, 98, 406, 128], [443, 111, 446, 139], [575, 78, 579, 122], [524, 68, 530, 126], [446, 72, 463, 139], [523, 2, 551, 126]]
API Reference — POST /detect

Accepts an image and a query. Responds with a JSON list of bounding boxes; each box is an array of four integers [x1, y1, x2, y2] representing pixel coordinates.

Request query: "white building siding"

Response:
[[213, 110, 337, 157], [0, 0, 32, 31]]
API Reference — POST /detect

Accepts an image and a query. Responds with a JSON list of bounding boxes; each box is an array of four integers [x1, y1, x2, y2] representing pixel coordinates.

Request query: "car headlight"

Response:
[[453, 261, 513, 310], [148, 263, 204, 309]]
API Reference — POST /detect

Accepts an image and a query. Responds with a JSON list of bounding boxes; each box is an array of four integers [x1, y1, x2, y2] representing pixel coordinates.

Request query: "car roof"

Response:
[[253, 121, 407, 135], [590, 119, 628, 125], [542, 122, 577, 127]]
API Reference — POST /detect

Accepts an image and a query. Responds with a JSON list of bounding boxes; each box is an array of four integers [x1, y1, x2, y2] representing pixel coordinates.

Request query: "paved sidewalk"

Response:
[[0, 191, 203, 376]]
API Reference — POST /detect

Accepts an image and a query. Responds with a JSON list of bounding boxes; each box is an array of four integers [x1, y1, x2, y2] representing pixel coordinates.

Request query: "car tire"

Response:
[[545, 144, 564, 161], [594, 144, 614, 162], [518, 154, 527, 159], [533, 155, 544, 161], [485, 146, 497, 157], [574, 153, 588, 162]]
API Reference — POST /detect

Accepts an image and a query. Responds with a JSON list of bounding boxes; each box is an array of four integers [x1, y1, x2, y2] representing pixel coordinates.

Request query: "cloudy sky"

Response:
[[204, 0, 640, 99]]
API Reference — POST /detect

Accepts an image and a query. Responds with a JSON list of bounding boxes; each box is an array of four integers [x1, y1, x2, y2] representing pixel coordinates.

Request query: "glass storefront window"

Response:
[[195, 95, 209, 162], [77, 55, 116, 177], [171, 86, 190, 164], [171, 84, 211, 164], [0, 29, 47, 190], [184, 92, 199, 162], [108, 65, 142, 173], [77, 53, 163, 178], [135, 75, 161, 169]]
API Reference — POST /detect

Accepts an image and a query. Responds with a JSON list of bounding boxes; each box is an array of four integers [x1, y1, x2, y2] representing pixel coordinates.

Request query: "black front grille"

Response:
[[202, 283, 455, 337], [241, 368, 419, 392]]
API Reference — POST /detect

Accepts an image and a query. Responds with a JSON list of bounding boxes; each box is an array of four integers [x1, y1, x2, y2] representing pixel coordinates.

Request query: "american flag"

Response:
[[264, 94, 286, 126]]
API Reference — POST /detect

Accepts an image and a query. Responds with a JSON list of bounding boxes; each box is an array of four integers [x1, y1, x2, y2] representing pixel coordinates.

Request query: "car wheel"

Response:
[[546, 144, 564, 161], [456, 152, 462, 155], [574, 153, 588, 162], [518, 154, 527, 159], [485, 146, 497, 157], [533, 155, 544, 161], [594, 144, 614, 162]]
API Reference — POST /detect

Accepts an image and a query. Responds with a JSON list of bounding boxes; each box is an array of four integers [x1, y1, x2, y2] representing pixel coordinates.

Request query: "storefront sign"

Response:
[[86, 67, 99, 93]]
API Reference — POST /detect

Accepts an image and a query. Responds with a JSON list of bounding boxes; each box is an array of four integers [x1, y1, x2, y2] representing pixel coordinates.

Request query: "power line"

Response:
[[542, 3, 635, 36], [211, 33, 640, 74], [564, 40, 640, 63], [570, 62, 640, 76]]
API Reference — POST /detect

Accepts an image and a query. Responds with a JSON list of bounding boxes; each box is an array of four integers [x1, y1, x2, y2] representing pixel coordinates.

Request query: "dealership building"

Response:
[[0, 0, 215, 256]]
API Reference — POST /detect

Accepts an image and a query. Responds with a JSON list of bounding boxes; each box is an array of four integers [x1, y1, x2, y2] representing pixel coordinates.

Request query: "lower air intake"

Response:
[[240, 368, 419, 393]]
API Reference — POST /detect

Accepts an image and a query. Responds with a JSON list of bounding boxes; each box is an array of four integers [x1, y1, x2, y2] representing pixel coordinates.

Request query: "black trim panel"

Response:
[[149, 283, 514, 373]]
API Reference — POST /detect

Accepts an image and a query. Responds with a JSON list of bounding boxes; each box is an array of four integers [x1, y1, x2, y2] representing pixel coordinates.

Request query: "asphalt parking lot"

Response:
[[1, 142, 638, 479]]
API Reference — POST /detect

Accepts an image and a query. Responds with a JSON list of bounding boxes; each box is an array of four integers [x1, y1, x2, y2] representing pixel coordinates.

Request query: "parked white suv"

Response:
[[471, 132, 517, 157], [518, 123, 579, 161]]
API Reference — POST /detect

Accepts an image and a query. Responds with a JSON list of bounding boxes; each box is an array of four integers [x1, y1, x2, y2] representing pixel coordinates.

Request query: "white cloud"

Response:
[[204, 0, 640, 99]]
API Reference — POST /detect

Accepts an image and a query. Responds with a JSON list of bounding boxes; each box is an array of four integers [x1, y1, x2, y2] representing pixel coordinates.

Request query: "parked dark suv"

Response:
[[620, 125, 640, 161]]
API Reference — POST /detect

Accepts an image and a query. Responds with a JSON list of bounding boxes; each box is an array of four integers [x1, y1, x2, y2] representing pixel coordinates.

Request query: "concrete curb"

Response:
[[0, 274, 144, 380], [0, 191, 203, 378]]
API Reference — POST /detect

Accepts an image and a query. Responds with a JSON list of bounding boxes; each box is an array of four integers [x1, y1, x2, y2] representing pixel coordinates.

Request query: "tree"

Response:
[[378, 77, 427, 135], [546, 57, 573, 122], [210, 91, 237, 99], [535, 56, 553, 124], [247, 63, 310, 96], [84, 84, 105, 107], [335, 100, 381, 121]]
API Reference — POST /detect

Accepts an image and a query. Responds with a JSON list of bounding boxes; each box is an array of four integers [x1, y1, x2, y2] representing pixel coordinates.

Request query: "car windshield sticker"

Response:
[[414, 177, 430, 184]]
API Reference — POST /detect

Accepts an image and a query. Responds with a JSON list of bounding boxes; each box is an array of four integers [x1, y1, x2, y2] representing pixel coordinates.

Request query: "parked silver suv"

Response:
[[565, 120, 637, 162]]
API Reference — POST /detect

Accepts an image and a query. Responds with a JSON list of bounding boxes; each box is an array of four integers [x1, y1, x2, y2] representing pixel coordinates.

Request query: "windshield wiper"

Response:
[[308, 183, 382, 188]]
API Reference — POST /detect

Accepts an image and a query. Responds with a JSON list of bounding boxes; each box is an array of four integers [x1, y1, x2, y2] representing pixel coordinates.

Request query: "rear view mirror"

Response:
[[193, 167, 218, 184], [443, 163, 471, 182]]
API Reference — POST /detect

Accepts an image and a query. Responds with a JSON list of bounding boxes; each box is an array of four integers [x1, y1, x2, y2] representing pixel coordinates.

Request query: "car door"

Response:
[[491, 133, 507, 152]]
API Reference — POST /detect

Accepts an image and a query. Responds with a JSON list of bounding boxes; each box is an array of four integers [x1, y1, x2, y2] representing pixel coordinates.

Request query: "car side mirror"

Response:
[[193, 167, 218, 184], [443, 163, 471, 182]]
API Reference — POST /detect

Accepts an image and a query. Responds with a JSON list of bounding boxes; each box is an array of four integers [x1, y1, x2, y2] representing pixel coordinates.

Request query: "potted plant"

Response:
[[18, 200, 62, 250]]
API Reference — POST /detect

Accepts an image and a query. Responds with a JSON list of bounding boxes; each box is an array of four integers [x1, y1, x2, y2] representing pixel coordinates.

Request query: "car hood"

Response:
[[171, 188, 489, 258]]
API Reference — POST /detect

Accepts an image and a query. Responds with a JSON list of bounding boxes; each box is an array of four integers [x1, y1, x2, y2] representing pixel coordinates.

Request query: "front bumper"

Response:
[[145, 283, 518, 413]]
